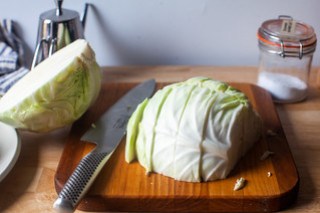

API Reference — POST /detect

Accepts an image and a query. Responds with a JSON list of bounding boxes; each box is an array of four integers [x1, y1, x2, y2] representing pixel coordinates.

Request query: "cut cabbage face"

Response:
[[0, 39, 101, 132], [126, 77, 262, 182]]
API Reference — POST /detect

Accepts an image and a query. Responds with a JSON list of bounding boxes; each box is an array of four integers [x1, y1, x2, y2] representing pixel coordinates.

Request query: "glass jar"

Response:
[[257, 16, 317, 103]]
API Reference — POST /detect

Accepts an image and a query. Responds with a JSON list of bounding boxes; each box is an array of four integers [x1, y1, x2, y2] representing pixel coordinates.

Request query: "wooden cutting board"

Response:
[[54, 82, 299, 212]]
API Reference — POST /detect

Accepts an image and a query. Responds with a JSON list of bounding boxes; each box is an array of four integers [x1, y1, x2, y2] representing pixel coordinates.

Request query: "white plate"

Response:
[[0, 122, 20, 182]]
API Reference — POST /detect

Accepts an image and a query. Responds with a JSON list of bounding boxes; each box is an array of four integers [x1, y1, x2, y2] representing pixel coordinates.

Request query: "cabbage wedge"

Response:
[[0, 39, 101, 132], [126, 77, 262, 182]]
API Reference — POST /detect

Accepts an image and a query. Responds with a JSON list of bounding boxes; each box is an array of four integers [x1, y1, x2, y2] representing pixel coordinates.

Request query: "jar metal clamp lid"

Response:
[[257, 15, 317, 59]]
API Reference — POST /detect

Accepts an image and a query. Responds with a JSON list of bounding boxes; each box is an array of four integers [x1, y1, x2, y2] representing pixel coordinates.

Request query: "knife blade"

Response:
[[53, 79, 156, 212]]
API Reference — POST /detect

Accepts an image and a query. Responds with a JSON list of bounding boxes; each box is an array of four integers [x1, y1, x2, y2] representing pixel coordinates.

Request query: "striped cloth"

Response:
[[0, 19, 29, 96]]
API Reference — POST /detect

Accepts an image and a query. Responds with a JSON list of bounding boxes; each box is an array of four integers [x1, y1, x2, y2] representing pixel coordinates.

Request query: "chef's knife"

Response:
[[53, 79, 156, 212]]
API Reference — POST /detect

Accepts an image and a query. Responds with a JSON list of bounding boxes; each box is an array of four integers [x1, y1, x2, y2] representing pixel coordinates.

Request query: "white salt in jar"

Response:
[[257, 16, 317, 103]]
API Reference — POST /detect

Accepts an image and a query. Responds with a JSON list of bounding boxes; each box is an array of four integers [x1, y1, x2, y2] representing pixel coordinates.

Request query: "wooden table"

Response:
[[0, 66, 319, 213]]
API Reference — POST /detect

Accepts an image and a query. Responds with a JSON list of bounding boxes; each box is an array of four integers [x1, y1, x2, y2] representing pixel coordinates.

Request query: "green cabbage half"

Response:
[[0, 39, 101, 132], [126, 77, 262, 182]]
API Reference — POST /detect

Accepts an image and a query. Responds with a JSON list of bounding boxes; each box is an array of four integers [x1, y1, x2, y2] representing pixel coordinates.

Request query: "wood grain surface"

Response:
[[54, 81, 299, 212]]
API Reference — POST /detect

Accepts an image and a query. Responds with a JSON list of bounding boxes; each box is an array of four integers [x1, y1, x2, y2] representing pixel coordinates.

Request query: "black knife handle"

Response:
[[53, 151, 110, 212]]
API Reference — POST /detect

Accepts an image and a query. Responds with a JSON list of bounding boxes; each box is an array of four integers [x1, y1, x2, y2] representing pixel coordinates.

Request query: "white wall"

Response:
[[1, 0, 320, 67]]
